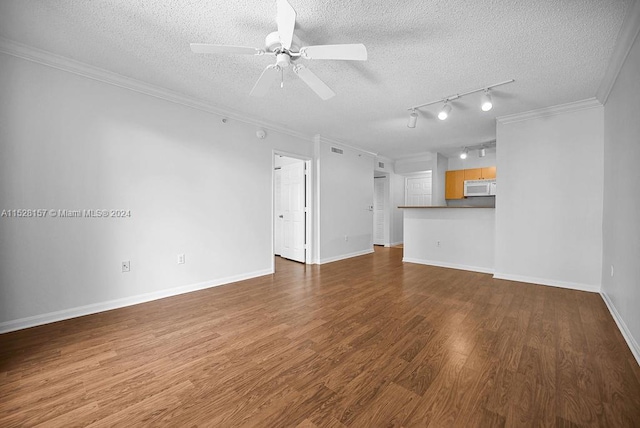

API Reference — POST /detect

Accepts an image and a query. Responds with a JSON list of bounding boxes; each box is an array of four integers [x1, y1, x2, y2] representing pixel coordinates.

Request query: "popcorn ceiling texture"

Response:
[[0, 0, 631, 158]]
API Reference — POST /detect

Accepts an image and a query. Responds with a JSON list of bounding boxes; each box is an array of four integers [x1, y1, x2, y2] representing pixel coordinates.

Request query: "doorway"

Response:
[[373, 175, 387, 246], [405, 172, 432, 206], [274, 154, 309, 265]]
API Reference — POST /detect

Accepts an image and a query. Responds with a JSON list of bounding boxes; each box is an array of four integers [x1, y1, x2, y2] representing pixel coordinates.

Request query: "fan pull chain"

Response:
[[280, 67, 284, 88]]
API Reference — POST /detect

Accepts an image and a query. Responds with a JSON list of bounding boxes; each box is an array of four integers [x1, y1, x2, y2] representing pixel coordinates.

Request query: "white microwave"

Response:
[[464, 179, 496, 197]]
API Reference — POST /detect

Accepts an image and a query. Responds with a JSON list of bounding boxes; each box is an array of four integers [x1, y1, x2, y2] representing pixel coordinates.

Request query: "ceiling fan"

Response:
[[190, 0, 367, 100]]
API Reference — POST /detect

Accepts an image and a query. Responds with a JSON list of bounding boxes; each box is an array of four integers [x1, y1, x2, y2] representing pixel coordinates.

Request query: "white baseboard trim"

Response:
[[319, 248, 374, 265], [0, 268, 273, 334], [492, 272, 600, 293], [402, 258, 494, 274], [600, 291, 640, 367]]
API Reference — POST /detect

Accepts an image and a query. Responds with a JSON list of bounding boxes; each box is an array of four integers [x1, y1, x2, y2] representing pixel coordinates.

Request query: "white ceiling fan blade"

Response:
[[190, 44, 262, 55], [250, 65, 280, 97], [277, 0, 296, 50], [301, 44, 367, 61], [293, 65, 335, 100]]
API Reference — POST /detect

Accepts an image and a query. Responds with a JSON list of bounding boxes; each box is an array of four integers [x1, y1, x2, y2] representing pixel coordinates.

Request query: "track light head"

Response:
[[460, 148, 468, 159], [407, 110, 418, 128], [438, 103, 451, 121], [481, 90, 493, 112], [479, 148, 486, 157]]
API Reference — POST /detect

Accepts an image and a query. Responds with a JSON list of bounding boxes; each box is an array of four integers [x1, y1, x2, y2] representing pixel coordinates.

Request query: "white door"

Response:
[[274, 168, 283, 256], [373, 177, 385, 245], [405, 173, 432, 206], [281, 161, 306, 262]]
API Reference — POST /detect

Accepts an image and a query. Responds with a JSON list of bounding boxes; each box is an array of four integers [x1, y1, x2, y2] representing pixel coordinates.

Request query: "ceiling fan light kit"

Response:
[[190, 0, 368, 100], [406, 79, 515, 128]]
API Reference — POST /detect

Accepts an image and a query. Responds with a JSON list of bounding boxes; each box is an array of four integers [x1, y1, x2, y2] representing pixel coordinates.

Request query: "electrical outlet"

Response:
[[344, 235, 349, 242], [436, 241, 441, 247], [122, 261, 130, 273], [178, 254, 185, 264]]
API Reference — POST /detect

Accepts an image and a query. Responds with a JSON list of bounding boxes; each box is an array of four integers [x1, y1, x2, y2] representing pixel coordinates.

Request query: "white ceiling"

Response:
[[0, 0, 632, 159]]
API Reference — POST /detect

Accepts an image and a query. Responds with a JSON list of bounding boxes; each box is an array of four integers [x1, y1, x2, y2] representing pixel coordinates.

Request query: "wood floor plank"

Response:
[[1, 247, 639, 426]]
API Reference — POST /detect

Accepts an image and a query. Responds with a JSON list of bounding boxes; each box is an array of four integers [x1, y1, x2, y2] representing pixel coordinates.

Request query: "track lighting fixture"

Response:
[[407, 110, 418, 128], [481, 90, 493, 112], [438, 104, 452, 121], [405, 79, 514, 128], [458, 141, 495, 160]]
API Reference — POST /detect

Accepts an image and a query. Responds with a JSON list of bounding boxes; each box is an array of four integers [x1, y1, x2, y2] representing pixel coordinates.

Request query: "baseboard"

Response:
[[319, 248, 374, 265], [492, 272, 600, 293], [386, 241, 404, 248], [600, 291, 640, 367], [0, 268, 273, 334], [402, 258, 494, 274]]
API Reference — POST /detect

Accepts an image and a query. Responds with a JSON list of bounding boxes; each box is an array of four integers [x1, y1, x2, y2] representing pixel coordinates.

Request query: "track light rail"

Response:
[[407, 79, 515, 111]]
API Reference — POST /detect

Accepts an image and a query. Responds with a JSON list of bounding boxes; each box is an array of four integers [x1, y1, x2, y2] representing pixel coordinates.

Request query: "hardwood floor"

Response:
[[1, 247, 639, 427]]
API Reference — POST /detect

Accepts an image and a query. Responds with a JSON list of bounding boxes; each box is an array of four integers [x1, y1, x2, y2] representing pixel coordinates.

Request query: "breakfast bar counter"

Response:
[[399, 206, 495, 273]]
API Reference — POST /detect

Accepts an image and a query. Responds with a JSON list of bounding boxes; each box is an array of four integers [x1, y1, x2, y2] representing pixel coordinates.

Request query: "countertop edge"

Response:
[[397, 206, 496, 209]]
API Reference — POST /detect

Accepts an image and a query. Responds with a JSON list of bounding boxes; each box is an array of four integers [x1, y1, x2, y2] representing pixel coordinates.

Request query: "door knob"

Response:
[[279, 215, 284, 218]]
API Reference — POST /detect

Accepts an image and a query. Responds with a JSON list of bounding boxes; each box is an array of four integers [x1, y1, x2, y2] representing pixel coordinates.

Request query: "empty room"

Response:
[[1, 0, 639, 426]]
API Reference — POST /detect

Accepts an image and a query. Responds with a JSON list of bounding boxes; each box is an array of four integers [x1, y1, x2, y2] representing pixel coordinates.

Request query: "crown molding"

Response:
[[496, 98, 602, 125], [375, 154, 394, 162], [393, 151, 436, 162], [597, 0, 640, 104], [315, 134, 377, 157], [0, 37, 314, 143]]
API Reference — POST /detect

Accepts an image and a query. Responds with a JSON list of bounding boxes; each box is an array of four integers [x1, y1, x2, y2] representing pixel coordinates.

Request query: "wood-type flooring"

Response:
[[1, 247, 639, 427]]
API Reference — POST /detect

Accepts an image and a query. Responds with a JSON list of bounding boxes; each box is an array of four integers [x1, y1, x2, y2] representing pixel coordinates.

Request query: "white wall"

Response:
[[394, 153, 434, 175], [389, 172, 405, 246], [601, 17, 640, 361], [0, 53, 313, 330], [432, 153, 448, 206], [373, 156, 404, 247], [396, 152, 449, 208], [317, 139, 374, 263], [403, 208, 495, 273], [494, 103, 604, 292]]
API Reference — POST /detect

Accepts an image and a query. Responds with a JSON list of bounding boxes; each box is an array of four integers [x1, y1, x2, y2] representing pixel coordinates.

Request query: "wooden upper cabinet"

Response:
[[464, 167, 496, 180], [445, 166, 497, 200], [464, 168, 483, 181], [481, 166, 496, 179], [445, 170, 465, 200]]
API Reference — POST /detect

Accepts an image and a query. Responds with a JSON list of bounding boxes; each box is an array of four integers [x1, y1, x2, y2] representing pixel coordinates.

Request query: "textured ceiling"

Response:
[[0, 0, 632, 159]]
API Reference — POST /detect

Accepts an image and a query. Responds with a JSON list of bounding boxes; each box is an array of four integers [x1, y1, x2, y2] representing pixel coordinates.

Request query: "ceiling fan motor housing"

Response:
[[265, 31, 300, 53]]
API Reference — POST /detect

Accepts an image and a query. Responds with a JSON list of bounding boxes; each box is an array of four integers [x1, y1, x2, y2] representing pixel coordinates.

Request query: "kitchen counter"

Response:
[[398, 206, 495, 209], [402, 207, 495, 273]]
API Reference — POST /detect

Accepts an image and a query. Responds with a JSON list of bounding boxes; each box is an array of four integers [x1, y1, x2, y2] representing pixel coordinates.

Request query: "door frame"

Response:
[[272, 150, 313, 270], [404, 171, 433, 206], [373, 174, 390, 246]]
